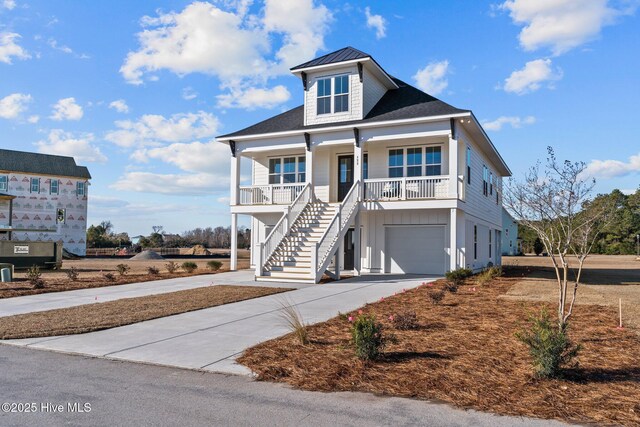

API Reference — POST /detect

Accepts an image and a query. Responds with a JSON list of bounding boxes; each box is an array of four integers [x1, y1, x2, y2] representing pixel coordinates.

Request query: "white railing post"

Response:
[[311, 242, 318, 280], [256, 243, 264, 276], [401, 177, 407, 200]]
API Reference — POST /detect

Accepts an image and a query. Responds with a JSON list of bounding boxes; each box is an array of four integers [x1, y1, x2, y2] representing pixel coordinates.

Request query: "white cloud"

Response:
[[120, 0, 331, 109], [47, 38, 73, 54], [35, 129, 107, 163], [131, 141, 228, 174], [482, 115, 536, 131], [0, 93, 32, 119], [0, 32, 30, 64], [109, 99, 129, 113], [413, 60, 450, 95], [500, 0, 637, 56], [503, 58, 562, 95], [50, 97, 84, 121], [182, 86, 198, 100], [111, 171, 227, 195], [2, 0, 16, 10], [105, 111, 220, 148], [216, 85, 290, 109], [584, 152, 640, 179], [27, 115, 39, 124], [364, 6, 387, 39]]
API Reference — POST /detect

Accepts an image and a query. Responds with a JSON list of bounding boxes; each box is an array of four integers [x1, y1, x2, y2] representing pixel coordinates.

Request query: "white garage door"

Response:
[[385, 226, 446, 275]]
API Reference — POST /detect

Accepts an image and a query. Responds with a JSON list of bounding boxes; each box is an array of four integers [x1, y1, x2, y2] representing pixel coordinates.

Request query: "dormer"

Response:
[[290, 47, 399, 127]]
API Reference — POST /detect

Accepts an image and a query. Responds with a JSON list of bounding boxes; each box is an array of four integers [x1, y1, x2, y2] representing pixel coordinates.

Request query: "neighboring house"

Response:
[[501, 207, 520, 256], [0, 149, 91, 256], [218, 47, 511, 283]]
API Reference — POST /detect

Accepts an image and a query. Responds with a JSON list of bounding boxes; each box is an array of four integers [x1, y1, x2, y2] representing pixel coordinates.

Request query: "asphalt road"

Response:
[[0, 345, 567, 427]]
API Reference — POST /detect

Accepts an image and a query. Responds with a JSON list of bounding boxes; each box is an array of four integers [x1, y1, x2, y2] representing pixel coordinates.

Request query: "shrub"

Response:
[[115, 263, 130, 276], [533, 237, 544, 256], [27, 265, 45, 289], [445, 268, 472, 292], [103, 272, 116, 282], [427, 287, 446, 305], [392, 311, 419, 330], [147, 266, 160, 276], [351, 314, 385, 361], [278, 301, 308, 345], [477, 266, 503, 286], [165, 261, 179, 274], [206, 260, 223, 271], [65, 267, 79, 281], [516, 309, 581, 378], [182, 261, 198, 273]]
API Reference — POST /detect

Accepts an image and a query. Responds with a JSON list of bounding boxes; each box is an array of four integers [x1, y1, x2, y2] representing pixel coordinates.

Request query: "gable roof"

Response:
[[218, 77, 468, 139], [0, 149, 92, 179], [290, 46, 370, 70]]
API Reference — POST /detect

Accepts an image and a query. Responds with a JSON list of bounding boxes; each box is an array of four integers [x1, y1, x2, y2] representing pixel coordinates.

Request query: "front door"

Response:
[[343, 228, 355, 270], [337, 155, 354, 202]]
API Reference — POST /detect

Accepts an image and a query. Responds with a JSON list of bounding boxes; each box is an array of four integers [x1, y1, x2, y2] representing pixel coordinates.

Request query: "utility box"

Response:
[[0, 241, 63, 269]]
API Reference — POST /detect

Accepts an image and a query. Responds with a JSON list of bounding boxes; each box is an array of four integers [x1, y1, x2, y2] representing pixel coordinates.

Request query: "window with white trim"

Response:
[[388, 146, 442, 178], [489, 229, 492, 258], [0, 175, 7, 191], [76, 181, 86, 196], [473, 225, 478, 260], [30, 177, 40, 193], [489, 172, 494, 195], [50, 179, 59, 195], [482, 165, 488, 196], [363, 153, 369, 180], [316, 74, 349, 115], [466, 146, 471, 184], [269, 157, 306, 184]]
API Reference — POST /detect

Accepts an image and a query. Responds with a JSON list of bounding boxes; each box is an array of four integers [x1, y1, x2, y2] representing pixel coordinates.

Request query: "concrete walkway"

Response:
[[0, 270, 309, 317], [2, 271, 438, 374]]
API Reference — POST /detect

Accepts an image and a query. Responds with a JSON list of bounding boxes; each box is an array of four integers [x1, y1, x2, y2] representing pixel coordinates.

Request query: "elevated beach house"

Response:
[[217, 47, 510, 283]]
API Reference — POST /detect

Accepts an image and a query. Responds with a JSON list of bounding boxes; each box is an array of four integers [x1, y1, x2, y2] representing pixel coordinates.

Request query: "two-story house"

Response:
[[0, 149, 91, 256], [217, 47, 511, 283]]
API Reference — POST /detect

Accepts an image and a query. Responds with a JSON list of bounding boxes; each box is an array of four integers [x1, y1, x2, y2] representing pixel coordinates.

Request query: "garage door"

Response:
[[385, 226, 446, 275]]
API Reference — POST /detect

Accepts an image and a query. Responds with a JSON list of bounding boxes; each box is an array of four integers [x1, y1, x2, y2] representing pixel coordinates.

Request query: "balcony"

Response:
[[239, 183, 306, 205], [364, 176, 462, 201]]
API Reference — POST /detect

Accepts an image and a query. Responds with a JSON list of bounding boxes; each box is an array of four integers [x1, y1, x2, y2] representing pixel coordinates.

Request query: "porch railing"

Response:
[[239, 183, 306, 205], [364, 176, 451, 201], [257, 183, 312, 276], [312, 180, 360, 282]]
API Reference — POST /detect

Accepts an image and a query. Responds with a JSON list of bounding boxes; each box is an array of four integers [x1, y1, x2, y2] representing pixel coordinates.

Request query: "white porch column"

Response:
[[230, 213, 238, 271], [448, 134, 459, 198], [353, 212, 361, 276], [305, 145, 314, 192], [450, 208, 458, 271], [230, 153, 241, 206]]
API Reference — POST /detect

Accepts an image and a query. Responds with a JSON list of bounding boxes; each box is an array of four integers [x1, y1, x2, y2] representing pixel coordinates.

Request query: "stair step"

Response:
[[268, 265, 311, 273]]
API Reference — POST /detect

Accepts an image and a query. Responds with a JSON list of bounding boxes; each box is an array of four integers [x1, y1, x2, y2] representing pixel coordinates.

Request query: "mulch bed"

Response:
[[0, 270, 224, 299], [0, 285, 291, 339], [239, 270, 640, 426]]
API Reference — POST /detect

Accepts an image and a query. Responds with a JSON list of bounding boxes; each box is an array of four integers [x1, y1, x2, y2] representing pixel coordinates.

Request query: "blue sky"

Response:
[[1, 0, 638, 236]]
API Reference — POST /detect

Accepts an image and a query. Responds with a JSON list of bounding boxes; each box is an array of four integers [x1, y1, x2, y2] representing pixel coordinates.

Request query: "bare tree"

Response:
[[504, 147, 615, 330]]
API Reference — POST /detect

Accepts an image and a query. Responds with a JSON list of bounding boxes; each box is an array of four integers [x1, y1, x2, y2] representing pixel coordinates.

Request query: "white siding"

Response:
[[362, 67, 387, 116], [304, 65, 363, 126]]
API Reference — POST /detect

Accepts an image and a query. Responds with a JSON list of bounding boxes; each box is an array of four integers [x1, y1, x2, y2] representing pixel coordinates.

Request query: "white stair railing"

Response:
[[312, 181, 360, 282], [256, 183, 312, 277]]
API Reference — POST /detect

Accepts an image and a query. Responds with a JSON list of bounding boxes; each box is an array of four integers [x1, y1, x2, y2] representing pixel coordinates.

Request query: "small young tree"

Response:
[[533, 237, 544, 256], [504, 147, 615, 330]]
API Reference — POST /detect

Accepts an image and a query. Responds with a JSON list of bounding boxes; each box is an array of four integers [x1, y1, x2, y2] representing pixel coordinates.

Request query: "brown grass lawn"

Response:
[[239, 269, 640, 426], [0, 285, 290, 339], [1, 257, 251, 299]]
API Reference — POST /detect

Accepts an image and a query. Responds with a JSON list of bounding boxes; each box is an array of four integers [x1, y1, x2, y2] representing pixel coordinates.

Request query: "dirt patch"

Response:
[[1, 258, 251, 299], [239, 272, 640, 426], [0, 285, 291, 339]]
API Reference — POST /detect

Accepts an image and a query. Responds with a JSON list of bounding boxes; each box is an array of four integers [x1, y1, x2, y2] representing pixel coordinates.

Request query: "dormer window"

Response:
[[316, 75, 349, 115]]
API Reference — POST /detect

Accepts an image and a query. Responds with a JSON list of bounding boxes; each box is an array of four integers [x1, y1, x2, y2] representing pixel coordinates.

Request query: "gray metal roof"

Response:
[[0, 149, 92, 179], [218, 77, 469, 138], [290, 46, 370, 70]]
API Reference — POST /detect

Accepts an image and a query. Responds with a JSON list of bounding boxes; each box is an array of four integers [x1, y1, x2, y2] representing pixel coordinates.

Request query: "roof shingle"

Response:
[[0, 149, 92, 179]]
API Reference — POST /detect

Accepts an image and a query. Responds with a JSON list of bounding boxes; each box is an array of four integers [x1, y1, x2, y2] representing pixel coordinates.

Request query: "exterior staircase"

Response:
[[258, 202, 338, 282]]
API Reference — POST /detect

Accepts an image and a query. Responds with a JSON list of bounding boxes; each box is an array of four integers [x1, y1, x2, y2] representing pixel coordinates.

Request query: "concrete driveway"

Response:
[[2, 270, 438, 374]]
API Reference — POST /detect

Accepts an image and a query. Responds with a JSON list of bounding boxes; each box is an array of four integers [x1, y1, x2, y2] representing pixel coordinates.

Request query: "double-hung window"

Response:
[[473, 225, 478, 260], [334, 75, 349, 113], [76, 181, 86, 197], [388, 146, 442, 178], [30, 177, 40, 193], [388, 149, 404, 178], [316, 78, 332, 115], [489, 172, 494, 196], [269, 157, 306, 184], [466, 147, 471, 184], [482, 166, 489, 196], [317, 75, 349, 115], [363, 153, 369, 180], [0, 175, 7, 191], [50, 179, 59, 195], [489, 229, 492, 258]]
